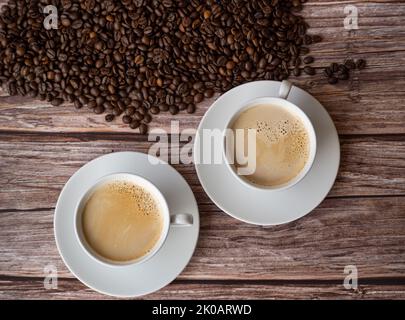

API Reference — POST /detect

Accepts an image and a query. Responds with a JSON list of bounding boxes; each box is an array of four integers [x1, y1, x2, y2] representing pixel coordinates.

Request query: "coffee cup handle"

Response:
[[170, 213, 193, 226], [278, 80, 293, 100]]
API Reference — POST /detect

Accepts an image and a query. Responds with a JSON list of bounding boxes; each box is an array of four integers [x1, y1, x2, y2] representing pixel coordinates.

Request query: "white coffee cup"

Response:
[[223, 80, 317, 191], [74, 173, 193, 267]]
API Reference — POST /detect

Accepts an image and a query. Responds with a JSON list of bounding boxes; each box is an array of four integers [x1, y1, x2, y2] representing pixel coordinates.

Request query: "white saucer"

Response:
[[194, 81, 340, 226], [54, 152, 199, 297]]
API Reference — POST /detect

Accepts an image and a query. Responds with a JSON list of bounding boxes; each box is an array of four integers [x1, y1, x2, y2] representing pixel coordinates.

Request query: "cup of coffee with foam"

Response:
[[223, 80, 317, 191], [74, 173, 193, 267]]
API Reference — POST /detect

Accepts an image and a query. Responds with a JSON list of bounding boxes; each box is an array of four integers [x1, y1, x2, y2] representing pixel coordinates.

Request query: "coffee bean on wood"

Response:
[[323, 58, 367, 85], [0, 0, 319, 133]]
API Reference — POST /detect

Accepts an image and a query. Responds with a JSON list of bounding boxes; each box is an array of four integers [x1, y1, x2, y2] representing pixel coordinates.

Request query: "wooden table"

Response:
[[1, 1, 405, 300]]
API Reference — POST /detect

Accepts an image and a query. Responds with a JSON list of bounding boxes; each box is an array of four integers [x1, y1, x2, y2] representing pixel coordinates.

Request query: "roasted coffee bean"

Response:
[[324, 57, 366, 85], [194, 93, 204, 104], [300, 47, 310, 55], [159, 104, 169, 112], [338, 64, 348, 73], [303, 56, 314, 64], [150, 106, 160, 114], [74, 100, 83, 109], [125, 107, 136, 116], [169, 106, 179, 115], [187, 103, 196, 114], [129, 120, 140, 129], [331, 63, 339, 73], [132, 100, 142, 109], [312, 35, 323, 43], [143, 114, 152, 123], [344, 59, 356, 70], [204, 89, 215, 98], [139, 124, 148, 134], [328, 77, 338, 84], [356, 59, 367, 70], [94, 105, 105, 114], [122, 115, 132, 124], [324, 67, 333, 78], [88, 100, 97, 109], [303, 66, 316, 75], [61, 17, 71, 28], [0, 0, 319, 133], [337, 72, 349, 80], [134, 112, 144, 121], [179, 103, 188, 111], [138, 106, 147, 115], [51, 98, 63, 106], [105, 114, 115, 122], [112, 108, 122, 116]]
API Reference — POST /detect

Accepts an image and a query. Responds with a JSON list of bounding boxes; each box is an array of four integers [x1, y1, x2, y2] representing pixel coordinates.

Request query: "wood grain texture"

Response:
[[1, 278, 404, 300], [0, 134, 404, 212], [1, 196, 404, 280], [0, 0, 404, 299], [0, 2, 404, 135]]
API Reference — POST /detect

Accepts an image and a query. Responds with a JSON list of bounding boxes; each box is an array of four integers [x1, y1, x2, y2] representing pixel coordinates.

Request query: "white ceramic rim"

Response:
[[54, 151, 200, 297], [193, 80, 340, 226], [223, 96, 317, 191], [74, 172, 170, 267]]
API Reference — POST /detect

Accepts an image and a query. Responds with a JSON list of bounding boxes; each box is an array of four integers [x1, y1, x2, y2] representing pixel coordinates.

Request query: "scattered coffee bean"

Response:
[[51, 98, 63, 106], [94, 105, 105, 114], [344, 59, 356, 70], [187, 104, 196, 114], [194, 93, 204, 104], [150, 106, 160, 115], [204, 89, 215, 99], [129, 120, 140, 129], [311, 35, 323, 43], [324, 67, 333, 78], [303, 66, 316, 75], [331, 63, 339, 73], [169, 106, 179, 115], [125, 107, 136, 116], [143, 114, 152, 124], [337, 72, 349, 80], [303, 56, 314, 64], [139, 123, 148, 135], [0, 0, 322, 133], [159, 104, 169, 112], [179, 103, 188, 111], [323, 58, 366, 85], [328, 77, 338, 84], [356, 59, 367, 70], [122, 115, 132, 124], [105, 114, 115, 122]]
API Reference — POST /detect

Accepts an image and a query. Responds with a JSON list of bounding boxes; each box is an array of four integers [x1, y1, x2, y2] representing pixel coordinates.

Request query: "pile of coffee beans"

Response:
[[0, 0, 320, 133], [323, 59, 366, 84]]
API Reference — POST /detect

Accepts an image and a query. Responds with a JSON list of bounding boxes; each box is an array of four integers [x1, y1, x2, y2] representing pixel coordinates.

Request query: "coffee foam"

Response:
[[255, 117, 309, 163], [231, 103, 310, 186], [82, 180, 164, 262], [104, 181, 160, 218]]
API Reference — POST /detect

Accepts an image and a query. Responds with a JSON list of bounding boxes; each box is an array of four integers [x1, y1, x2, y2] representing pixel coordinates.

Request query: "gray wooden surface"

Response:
[[0, 0, 405, 299]]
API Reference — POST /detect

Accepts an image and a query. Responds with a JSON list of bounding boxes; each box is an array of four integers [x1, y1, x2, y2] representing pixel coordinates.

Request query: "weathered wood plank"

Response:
[[0, 134, 404, 211], [1, 196, 404, 280], [0, 54, 404, 135], [0, 2, 404, 135], [1, 278, 404, 300]]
